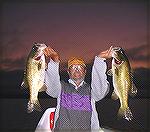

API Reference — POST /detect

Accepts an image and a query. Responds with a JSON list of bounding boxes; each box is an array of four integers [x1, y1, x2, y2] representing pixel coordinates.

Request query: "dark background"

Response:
[[0, 63, 149, 132], [0, 0, 149, 131]]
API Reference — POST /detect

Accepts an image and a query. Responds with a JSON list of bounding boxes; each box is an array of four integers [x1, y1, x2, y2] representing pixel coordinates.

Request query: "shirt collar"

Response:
[[68, 79, 85, 89]]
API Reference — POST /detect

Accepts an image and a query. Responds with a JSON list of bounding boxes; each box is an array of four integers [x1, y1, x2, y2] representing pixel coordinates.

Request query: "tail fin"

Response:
[[118, 107, 133, 121], [27, 100, 42, 113]]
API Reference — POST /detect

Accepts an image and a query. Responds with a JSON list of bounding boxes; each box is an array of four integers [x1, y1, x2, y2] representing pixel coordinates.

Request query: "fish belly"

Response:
[[113, 66, 133, 121], [27, 59, 45, 113]]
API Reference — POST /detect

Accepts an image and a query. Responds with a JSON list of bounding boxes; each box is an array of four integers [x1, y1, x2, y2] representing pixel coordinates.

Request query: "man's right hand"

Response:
[[43, 47, 60, 62]]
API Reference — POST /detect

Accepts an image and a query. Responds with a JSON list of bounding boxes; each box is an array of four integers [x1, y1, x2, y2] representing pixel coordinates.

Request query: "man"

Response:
[[42, 46, 112, 131]]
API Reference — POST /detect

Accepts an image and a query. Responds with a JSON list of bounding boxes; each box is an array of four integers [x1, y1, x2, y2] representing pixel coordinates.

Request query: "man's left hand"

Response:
[[98, 46, 113, 59]]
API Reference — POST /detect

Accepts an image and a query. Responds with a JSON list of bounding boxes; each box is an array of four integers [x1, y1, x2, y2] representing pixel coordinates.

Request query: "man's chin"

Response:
[[72, 77, 84, 82]]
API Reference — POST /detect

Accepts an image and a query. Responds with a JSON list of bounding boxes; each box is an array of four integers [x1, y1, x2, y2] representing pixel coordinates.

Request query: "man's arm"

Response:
[[91, 46, 112, 101], [44, 47, 61, 98], [91, 57, 110, 101]]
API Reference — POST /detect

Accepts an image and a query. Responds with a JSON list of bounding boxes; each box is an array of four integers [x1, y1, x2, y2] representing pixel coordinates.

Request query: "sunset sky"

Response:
[[0, 0, 149, 71]]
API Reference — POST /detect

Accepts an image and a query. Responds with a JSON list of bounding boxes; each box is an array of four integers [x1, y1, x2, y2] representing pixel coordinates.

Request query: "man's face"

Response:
[[68, 64, 86, 82]]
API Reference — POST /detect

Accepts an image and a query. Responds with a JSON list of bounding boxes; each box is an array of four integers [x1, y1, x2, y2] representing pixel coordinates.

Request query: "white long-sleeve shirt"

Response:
[[44, 56, 110, 130]]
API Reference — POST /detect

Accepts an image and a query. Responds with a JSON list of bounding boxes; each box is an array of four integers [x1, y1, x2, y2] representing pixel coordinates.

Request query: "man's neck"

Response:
[[74, 80, 82, 87], [68, 79, 84, 89]]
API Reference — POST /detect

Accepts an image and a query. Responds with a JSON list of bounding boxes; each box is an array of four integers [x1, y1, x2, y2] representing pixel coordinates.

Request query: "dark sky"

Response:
[[0, 0, 149, 71]]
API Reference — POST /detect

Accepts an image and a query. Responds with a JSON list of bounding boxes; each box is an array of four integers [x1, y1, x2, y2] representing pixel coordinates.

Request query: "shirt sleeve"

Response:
[[45, 59, 61, 98], [91, 56, 110, 101]]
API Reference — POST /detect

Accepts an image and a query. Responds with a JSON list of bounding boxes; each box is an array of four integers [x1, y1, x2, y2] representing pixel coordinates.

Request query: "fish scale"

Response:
[[21, 43, 47, 113], [107, 47, 137, 121]]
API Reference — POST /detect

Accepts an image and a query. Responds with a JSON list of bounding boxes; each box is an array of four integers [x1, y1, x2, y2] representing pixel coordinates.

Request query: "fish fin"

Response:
[[21, 81, 28, 89], [118, 107, 133, 121], [27, 100, 42, 113], [39, 84, 47, 92], [45, 62, 48, 70], [107, 69, 113, 76], [45, 55, 50, 70], [129, 82, 137, 97], [38, 61, 42, 70], [21, 70, 29, 89], [130, 69, 134, 76], [111, 91, 119, 100]]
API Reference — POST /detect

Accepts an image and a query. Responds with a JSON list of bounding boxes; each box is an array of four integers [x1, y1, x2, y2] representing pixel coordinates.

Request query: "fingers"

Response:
[[99, 46, 113, 55], [43, 47, 60, 62], [43, 47, 49, 56], [43, 47, 56, 57], [98, 46, 114, 59], [107, 45, 113, 56], [109, 46, 113, 52]]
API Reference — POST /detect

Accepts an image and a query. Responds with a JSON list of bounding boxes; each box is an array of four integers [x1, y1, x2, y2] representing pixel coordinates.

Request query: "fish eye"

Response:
[[34, 43, 41, 47], [35, 44, 40, 47], [32, 46, 35, 50], [119, 49, 124, 54], [32, 45, 38, 51], [113, 47, 121, 51]]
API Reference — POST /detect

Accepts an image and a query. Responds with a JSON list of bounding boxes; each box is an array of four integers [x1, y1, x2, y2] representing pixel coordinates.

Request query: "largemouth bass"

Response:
[[21, 43, 47, 113], [107, 47, 137, 121]]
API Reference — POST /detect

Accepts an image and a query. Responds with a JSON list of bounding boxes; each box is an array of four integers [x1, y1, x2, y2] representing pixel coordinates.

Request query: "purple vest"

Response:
[[54, 81, 92, 131]]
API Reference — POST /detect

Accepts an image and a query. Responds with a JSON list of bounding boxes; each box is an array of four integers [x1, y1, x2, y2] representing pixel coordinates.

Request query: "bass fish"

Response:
[[21, 43, 47, 113], [107, 47, 137, 121]]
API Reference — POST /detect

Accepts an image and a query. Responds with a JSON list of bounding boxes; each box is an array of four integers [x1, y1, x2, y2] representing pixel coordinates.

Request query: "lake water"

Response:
[[0, 98, 149, 132]]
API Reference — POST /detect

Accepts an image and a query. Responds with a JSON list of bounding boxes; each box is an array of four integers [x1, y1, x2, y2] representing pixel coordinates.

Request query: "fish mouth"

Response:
[[34, 55, 42, 61], [112, 47, 122, 65], [33, 43, 47, 60], [34, 43, 47, 50], [114, 58, 122, 65]]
